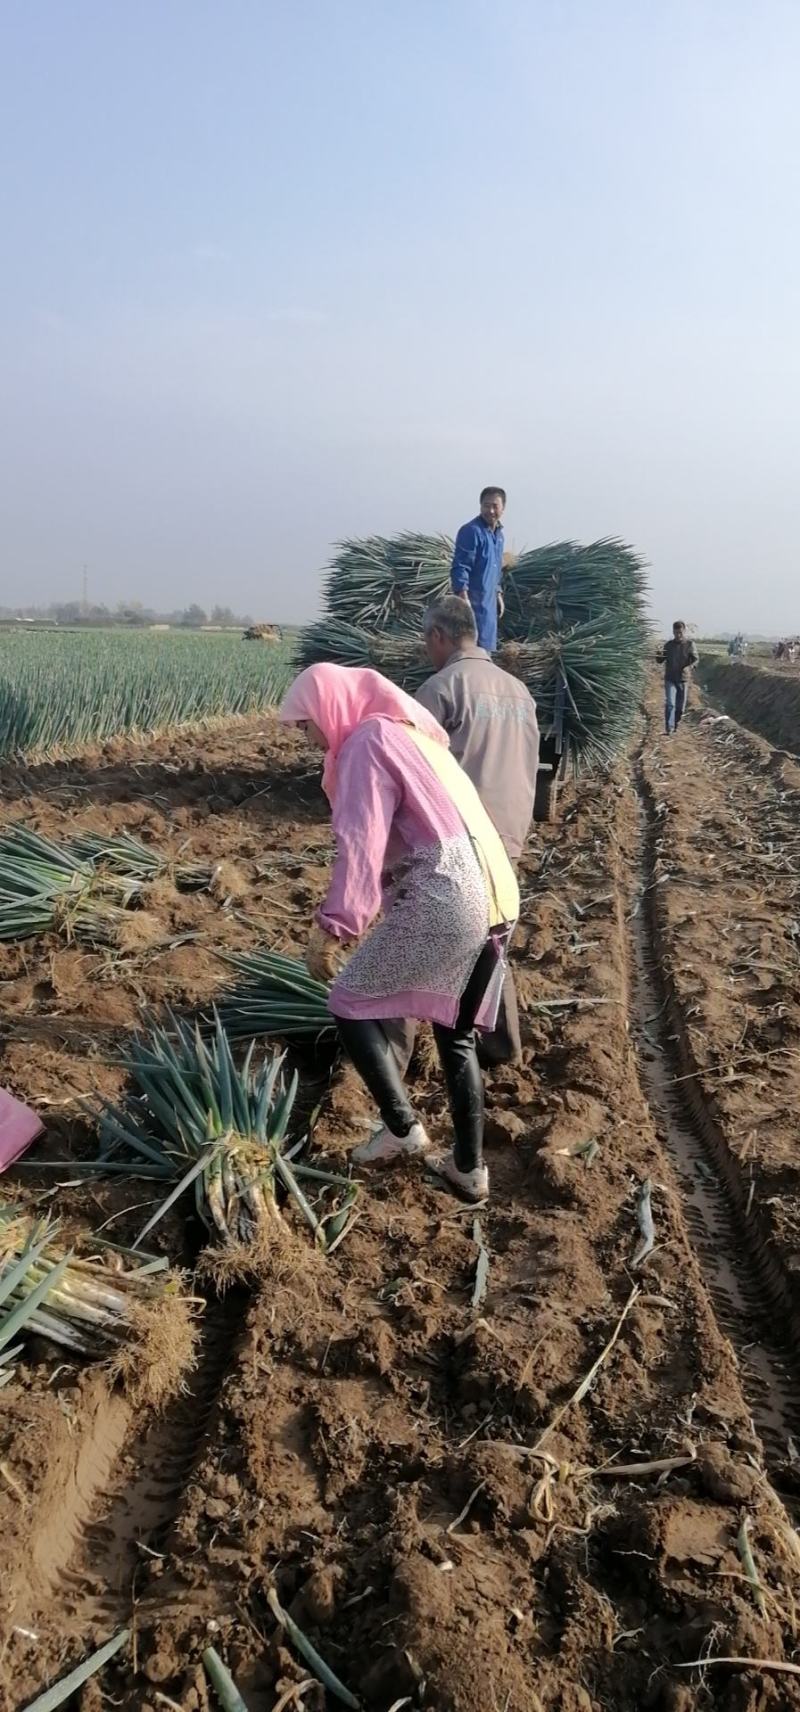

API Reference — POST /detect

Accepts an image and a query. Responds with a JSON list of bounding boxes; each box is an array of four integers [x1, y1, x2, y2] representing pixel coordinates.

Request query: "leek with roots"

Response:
[[92, 1014, 356, 1256], [0, 1204, 197, 1403], [215, 949, 336, 1043], [69, 829, 215, 892], [0, 825, 152, 945]]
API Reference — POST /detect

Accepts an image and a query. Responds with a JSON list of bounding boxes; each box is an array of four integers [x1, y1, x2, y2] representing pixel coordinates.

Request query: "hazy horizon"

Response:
[[2, 1, 799, 635]]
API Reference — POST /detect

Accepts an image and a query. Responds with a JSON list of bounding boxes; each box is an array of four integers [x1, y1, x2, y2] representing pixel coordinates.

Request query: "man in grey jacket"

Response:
[[387, 594, 539, 1073]]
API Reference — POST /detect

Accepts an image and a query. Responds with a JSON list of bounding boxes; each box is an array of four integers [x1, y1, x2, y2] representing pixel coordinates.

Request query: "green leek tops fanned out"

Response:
[[215, 949, 335, 1042], [322, 532, 452, 629], [91, 1013, 356, 1256]]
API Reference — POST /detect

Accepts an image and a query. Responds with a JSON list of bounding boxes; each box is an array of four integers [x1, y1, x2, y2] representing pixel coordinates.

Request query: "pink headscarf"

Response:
[[279, 663, 448, 799]]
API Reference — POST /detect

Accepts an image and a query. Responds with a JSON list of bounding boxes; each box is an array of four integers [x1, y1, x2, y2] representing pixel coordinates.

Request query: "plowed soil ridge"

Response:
[[80, 1289, 249, 1625], [633, 764, 800, 1467]]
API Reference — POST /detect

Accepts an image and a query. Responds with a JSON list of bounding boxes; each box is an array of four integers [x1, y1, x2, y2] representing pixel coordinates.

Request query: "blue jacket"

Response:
[[450, 516, 504, 651]]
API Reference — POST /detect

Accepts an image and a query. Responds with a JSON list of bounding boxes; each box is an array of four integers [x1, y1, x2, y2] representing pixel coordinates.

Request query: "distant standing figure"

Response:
[[657, 621, 699, 734], [451, 486, 506, 652]]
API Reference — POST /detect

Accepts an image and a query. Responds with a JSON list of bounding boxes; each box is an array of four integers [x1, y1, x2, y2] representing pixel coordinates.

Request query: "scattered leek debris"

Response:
[[267, 1585, 361, 1709], [203, 1646, 252, 1711], [0, 1203, 197, 1405], [471, 1218, 489, 1310], [632, 1177, 656, 1268], [216, 949, 336, 1043], [91, 1013, 357, 1262], [737, 1514, 767, 1617], [532, 1284, 640, 1453], [20, 1627, 130, 1711], [675, 1656, 800, 1678], [556, 1135, 600, 1163]]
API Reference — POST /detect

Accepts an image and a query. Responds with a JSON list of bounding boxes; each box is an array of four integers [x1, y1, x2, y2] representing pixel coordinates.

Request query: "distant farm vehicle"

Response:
[[243, 623, 283, 643], [727, 633, 747, 658], [774, 637, 799, 663]]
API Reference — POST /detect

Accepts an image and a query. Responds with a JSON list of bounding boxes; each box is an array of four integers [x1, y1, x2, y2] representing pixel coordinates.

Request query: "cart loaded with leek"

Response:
[[296, 532, 650, 822]]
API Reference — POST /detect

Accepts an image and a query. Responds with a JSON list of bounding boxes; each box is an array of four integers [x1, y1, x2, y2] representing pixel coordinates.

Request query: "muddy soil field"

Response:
[[2, 686, 800, 1712]]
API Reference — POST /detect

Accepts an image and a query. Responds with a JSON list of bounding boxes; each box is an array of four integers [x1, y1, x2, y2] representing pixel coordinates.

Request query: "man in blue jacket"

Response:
[[451, 486, 506, 651]]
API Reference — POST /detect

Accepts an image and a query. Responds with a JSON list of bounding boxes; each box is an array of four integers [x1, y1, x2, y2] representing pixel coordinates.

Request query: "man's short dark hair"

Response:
[[480, 485, 507, 505], [423, 595, 478, 644], [673, 619, 686, 630]]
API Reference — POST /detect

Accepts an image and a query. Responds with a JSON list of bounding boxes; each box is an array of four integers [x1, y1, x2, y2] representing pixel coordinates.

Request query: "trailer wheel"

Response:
[[534, 768, 559, 823]]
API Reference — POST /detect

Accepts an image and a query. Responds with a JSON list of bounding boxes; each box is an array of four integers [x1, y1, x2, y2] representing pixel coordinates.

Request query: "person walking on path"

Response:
[[386, 594, 538, 1073], [658, 621, 699, 734], [279, 663, 519, 1203], [451, 486, 506, 652]]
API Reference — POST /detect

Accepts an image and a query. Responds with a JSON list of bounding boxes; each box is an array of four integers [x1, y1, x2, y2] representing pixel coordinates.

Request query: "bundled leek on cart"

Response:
[[322, 532, 451, 629], [295, 619, 427, 691], [295, 533, 650, 792]]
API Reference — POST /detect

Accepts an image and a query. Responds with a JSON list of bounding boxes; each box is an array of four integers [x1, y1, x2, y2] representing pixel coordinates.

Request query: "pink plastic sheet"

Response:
[[0, 1088, 44, 1171]]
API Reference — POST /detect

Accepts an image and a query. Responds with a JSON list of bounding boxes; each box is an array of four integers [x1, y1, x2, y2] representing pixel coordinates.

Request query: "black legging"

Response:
[[336, 940, 497, 1174]]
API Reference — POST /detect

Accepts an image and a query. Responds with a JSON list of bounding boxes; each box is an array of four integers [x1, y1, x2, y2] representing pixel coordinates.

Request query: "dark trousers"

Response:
[[336, 941, 498, 1174], [665, 678, 687, 733], [384, 962, 521, 1076]]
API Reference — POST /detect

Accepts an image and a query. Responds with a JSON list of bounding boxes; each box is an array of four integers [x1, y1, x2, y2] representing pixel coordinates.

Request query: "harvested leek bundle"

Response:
[[322, 532, 451, 629], [503, 537, 649, 641], [0, 1203, 197, 1405], [69, 830, 214, 893], [499, 611, 648, 771], [215, 949, 336, 1043], [94, 1014, 356, 1266], [296, 531, 649, 775], [295, 618, 427, 692], [0, 825, 159, 947]]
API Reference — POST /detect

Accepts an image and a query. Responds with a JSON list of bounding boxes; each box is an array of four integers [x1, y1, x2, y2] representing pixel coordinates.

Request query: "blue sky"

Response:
[[1, 0, 799, 630]]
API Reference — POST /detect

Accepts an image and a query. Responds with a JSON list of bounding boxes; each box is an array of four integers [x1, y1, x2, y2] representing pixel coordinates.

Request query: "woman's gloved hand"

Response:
[[305, 921, 349, 984]]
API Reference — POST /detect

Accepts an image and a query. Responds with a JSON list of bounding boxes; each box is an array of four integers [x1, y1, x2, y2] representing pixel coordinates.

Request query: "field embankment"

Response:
[[698, 656, 800, 754]]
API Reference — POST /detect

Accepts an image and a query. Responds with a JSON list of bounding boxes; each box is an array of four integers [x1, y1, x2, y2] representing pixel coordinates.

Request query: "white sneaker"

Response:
[[427, 1149, 489, 1204], [352, 1119, 431, 1165]]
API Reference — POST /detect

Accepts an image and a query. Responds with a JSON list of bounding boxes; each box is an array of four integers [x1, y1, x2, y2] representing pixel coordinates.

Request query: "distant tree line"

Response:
[[0, 601, 255, 629]]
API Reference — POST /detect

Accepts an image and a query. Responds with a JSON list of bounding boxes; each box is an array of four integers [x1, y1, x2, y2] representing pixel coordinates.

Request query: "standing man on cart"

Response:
[[451, 486, 507, 653]]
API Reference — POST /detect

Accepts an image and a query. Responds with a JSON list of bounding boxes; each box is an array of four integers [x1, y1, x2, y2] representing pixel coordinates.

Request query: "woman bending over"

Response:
[[279, 663, 519, 1203]]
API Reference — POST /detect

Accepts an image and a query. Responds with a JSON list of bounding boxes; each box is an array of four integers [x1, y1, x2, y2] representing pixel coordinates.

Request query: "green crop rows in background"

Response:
[[0, 629, 296, 759]]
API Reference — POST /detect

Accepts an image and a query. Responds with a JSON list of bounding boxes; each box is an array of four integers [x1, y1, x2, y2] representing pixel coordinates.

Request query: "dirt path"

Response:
[[3, 702, 800, 1710]]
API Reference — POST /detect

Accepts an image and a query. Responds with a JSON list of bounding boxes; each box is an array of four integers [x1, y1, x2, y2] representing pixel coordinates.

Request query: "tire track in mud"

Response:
[[68, 1287, 248, 1627], [631, 759, 800, 1472]]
